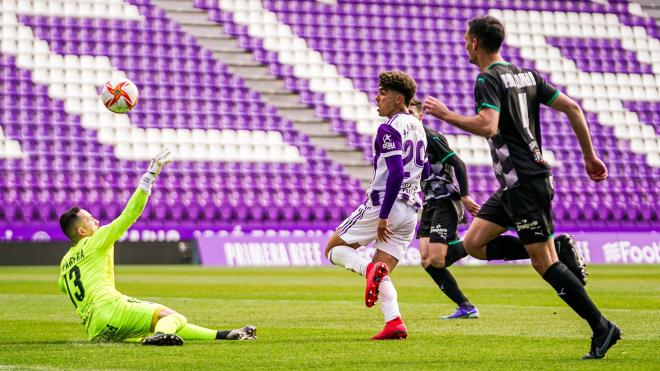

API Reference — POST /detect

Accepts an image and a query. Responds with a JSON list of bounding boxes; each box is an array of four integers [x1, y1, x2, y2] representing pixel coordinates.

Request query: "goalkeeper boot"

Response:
[[365, 262, 389, 308], [371, 317, 408, 340], [555, 234, 588, 286], [582, 320, 621, 359], [226, 325, 257, 340], [142, 332, 184, 346]]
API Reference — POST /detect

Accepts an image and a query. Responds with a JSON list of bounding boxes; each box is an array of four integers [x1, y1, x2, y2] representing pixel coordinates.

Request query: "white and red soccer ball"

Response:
[[101, 78, 139, 113]]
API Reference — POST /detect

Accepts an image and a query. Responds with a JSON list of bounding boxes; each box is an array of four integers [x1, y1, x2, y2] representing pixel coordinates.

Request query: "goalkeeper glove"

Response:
[[139, 147, 174, 194]]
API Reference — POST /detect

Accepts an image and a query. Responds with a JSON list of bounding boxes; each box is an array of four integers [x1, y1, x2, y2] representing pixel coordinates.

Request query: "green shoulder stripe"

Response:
[[546, 90, 560, 106], [477, 102, 500, 113], [440, 152, 456, 163]]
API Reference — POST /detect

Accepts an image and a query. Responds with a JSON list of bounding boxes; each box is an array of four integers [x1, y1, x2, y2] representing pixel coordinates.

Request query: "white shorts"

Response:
[[336, 200, 418, 261]]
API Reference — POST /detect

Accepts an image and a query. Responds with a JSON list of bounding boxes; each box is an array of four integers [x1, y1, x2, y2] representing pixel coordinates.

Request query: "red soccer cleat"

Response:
[[371, 317, 408, 340], [365, 262, 389, 308]]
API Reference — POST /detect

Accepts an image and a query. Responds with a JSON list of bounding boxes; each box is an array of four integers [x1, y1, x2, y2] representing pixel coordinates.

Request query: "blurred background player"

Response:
[[324, 71, 427, 340], [423, 16, 620, 359], [409, 99, 480, 319], [58, 148, 256, 345]]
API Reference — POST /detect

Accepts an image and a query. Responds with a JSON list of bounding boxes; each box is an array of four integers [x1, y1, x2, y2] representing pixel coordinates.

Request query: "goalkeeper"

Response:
[[58, 148, 256, 345]]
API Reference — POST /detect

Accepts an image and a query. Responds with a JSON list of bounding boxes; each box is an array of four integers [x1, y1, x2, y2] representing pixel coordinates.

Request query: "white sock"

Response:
[[378, 276, 401, 322], [328, 246, 369, 276]]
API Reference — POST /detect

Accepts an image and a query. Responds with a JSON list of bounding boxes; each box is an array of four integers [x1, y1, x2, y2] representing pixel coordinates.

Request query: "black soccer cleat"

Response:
[[582, 321, 621, 359], [142, 332, 184, 346], [555, 234, 588, 286]]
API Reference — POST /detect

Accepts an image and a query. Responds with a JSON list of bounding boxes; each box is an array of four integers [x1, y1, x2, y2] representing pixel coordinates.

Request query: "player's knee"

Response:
[[325, 233, 345, 258], [462, 235, 482, 255], [163, 311, 187, 325], [174, 313, 188, 326], [428, 254, 446, 268]]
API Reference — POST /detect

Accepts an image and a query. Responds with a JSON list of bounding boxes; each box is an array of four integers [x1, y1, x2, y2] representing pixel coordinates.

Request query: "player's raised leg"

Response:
[[463, 201, 588, 285], [325, 229, 369, 277]]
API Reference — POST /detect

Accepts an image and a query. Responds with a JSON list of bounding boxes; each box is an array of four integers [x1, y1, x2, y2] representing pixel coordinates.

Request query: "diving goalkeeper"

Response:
[[58, 148, 256, 345]]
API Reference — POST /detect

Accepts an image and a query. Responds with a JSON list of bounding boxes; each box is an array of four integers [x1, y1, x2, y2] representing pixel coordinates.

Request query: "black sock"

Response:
[[424, 265, 471, 307], [216, 330, 231, 340], [542, 262, 606, 332], [486, 235, 530, 261], [445, 241, 469, 267]]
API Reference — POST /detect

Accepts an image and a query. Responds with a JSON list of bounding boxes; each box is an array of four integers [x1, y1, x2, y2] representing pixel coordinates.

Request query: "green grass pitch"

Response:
[[0, 264, 658, 370]]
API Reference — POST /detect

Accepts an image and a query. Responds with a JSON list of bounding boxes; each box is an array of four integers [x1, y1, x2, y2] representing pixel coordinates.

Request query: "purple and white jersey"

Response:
[[367, 113, 427, 209]]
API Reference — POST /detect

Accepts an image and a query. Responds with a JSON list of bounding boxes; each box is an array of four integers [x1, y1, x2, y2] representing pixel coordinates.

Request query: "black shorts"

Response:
[[416, 198, 460, 244], [477, 176, 555, 244]]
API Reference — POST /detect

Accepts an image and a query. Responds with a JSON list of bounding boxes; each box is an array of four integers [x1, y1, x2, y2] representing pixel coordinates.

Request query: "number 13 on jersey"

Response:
[[63, 265, 85, 307]]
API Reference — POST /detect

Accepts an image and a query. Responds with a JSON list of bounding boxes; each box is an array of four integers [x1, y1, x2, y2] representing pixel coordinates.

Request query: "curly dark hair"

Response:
[[378, 71, 417, 106], [468, 16, 505, 53]]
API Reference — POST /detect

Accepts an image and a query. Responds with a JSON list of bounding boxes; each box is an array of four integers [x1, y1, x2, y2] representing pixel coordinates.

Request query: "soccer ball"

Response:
[[101, 78, 139, 113]]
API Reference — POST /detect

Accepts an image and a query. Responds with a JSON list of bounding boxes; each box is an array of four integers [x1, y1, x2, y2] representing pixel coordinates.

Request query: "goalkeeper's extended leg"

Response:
[[177, 323, 257, 341]]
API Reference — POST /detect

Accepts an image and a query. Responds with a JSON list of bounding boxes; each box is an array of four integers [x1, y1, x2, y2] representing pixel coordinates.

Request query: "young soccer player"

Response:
[[325, 71, 427, 340], [423, 16, 620, 359], [409, 99, 481, 319], [58, 148, 256, 345]]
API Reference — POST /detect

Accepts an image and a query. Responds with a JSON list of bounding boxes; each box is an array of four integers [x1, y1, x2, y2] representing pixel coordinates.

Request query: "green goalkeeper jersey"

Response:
[[58, 188, 149, 329]]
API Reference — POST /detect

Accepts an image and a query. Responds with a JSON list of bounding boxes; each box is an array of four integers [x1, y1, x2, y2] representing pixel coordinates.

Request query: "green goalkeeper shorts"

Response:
[[87, 295, 164, 342]]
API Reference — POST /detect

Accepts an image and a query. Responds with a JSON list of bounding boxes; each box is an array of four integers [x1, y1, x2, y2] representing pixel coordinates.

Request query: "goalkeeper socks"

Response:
[[175, 323, 218, 340], [445, 241, 469, 267], [328, 246, 369, 276], [378, 276, 401, 322], [542, 262, 605, 331], [424, 266, 469, 306], [486, 235, 530, 261], [154, 313, 187, 334]]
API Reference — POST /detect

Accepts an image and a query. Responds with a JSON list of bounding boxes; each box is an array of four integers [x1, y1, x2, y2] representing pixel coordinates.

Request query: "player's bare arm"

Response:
[[423, 96, 500, 137], [549, 93, 608, 182], [442, 152, 481, 216]]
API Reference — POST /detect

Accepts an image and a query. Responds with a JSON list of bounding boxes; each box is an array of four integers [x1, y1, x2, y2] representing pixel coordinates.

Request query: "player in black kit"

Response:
[[409, 99, 481, 319], [423, 16, 620, 359]]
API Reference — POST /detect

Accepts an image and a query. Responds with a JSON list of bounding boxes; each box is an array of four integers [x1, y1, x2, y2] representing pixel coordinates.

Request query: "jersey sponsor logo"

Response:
[[382, 134, 396, 150], [500, 72, 536, 89]]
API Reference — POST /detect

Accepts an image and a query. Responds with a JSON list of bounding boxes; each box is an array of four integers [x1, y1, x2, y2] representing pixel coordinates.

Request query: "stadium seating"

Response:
[[0, 0, 657, 240], [0, 0, 364, 237], [194, 0, 659, 230]]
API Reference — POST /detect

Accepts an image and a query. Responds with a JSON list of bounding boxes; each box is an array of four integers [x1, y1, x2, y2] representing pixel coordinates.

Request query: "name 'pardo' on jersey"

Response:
[[474, 62, 559, 190], [367, 112, 427, 209]]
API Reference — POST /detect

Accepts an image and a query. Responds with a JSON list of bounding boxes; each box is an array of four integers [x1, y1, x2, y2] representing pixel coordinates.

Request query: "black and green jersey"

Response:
[[423, 125, 458, 201], [474, 61, 559, 189]]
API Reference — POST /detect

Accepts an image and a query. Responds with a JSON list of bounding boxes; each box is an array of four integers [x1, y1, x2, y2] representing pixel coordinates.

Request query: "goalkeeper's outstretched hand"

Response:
[[147, 147, 174, 176]]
